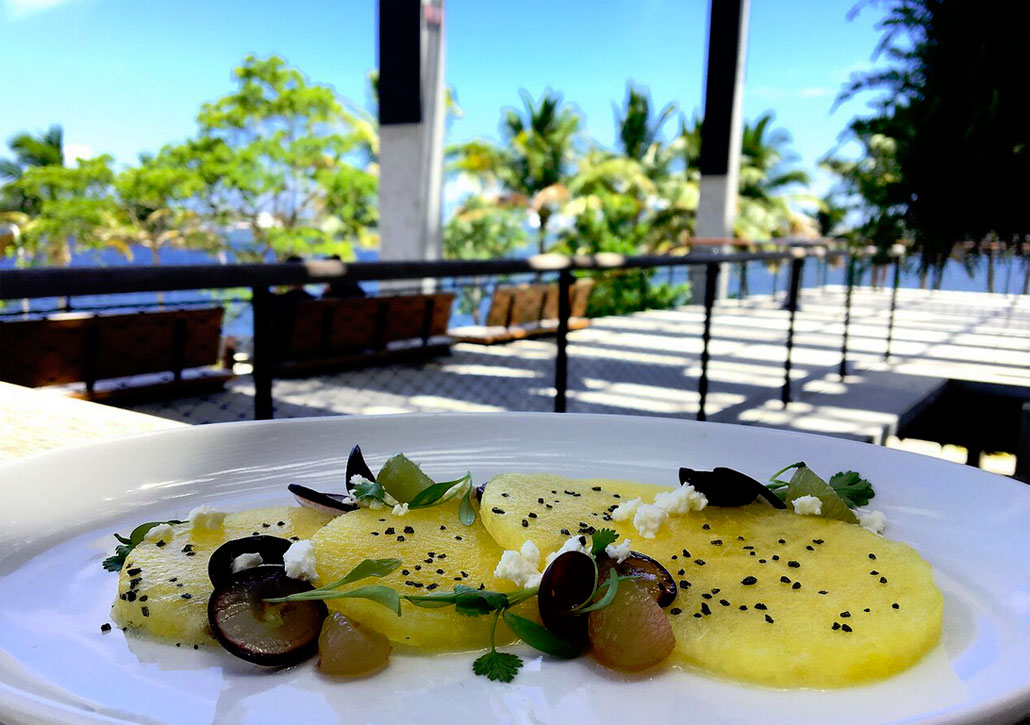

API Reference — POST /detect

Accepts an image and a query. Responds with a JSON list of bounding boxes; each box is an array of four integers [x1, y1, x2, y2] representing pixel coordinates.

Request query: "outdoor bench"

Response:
[[267, 291, 455, 376], [449, 279, 593, 345], [0, 306, 234, 401]]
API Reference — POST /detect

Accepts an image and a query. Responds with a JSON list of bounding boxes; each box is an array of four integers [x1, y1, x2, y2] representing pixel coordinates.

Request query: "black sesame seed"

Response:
[[719, 599, 730, 606], [892, 603, 900, 609], [461, 571, 468, 578], [765, 614, 774, 624], [702, 524, 711, 530], [780, 576, 791, 584], [670, 607, 682, 615], [139, 595, 148, 602], [528, 513, 537, 519], [792, 582, 801, 590], [181, 593, 191, 599], [156, 541, 166, 548], [868, 553, 877, 560], [440, 525, 446, 530], [396, 536, 405, 542], [129, 577, 141, 589], [436, 568, 444, 575], [741, 576, 758, 585], [694, 559, 706, 566], [694, 613, 702, 618], [560, 528, 570, 536], [414, 565, 421, 571], [771, 555, 780, 561], [500, 493, 509, 498], [545, 504, 553, 509], [176, 583, 183, 588], [455, 536, 463, 541], [193, 645, 199, 650], [841, 624, 853, 633], [100, 622, 112, 632], [613, 494, 621, 498], [805, 545, 815, 551], [125, 591, 137, 602], [262, 523, 270, 528], [812, 539, 823, 544], [403, 526, 415, 534], [438, 554, 446, 559], [742, 545, 754, 550], [251, 532, 259, 536], [426, 583, 438, 591], [710, 539, 723, 546], [879, 576, 888, 583], [737, 536, 745, 541], [739, 605, 748, 611], [126, 567, 142, 576], [678, 569, 686, 576], [818, 590, 828, 595], [521, 519, 529, 528], [749, 551, 756, 556], [870, 570, 879, 575], [787, 560, 800, 568], [277, 521, 285, 526], [840, 611, 851, 617], [682, 549, 690, 557], [700, 602, 712, 615], [168, 577, 177, 582], [537, 498, 545, 504], [758, 559, 767, 563], [385, 527, 396, 535], [679, 580, 690, 589], [141, 606, 150, 617], [701, 593, 712, 600], [754, 603, 767, 610], [591, 486, 602, 491], [671, 555, 678, 560], [402, 569, 410, 575], [832, 622, 841, 630], [778, 539, 786, 544], [290, 536, 299, 541], [864, 608, 871, 613]]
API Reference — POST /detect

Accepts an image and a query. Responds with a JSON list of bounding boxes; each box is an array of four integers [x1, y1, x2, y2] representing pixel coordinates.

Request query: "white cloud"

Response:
[[3, 0, 77, 19], [63, 142, 95, 165], [799, 87, 832, 99]]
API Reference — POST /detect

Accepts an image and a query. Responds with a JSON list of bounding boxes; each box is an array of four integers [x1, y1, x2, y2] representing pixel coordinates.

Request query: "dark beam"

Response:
[[378, 0, 422, 125], [699, 0, 746, 176]]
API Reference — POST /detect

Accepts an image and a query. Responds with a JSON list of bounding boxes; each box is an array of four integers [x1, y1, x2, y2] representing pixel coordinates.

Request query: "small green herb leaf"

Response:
[[472, 650, 523, 683], [501, 610, 581, 659], [590, 528, 618, 557], [352, 478, 388, 505], [784, 466, 859, 524], [317, 558, 402, 591], [277, 584, 402, 615], [102, 519, 184, 572], [453, 585, 509, 617], [574, 572, 631, 614], [408, 473, 471, 509], [828, 471, 875, 509], [458, 486, 477, 526]]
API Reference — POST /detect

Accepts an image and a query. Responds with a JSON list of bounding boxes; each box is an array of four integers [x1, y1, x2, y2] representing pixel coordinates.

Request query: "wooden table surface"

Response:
[[0, 382, 185, 463]]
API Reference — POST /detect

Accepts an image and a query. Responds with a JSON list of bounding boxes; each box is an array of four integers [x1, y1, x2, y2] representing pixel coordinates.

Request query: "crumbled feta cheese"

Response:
[[611, 497, 642, 522], [605, 538, 632, 564], [858, 509, 887, 535], [653, 485, 708, 515], [143, 523, 173, 543], [231, 552, 264, 573], [633, 503, 669, 539], [792, 495, 823, 516], [188, 505, 225, 531], [283, 540, 318, 581], [349, 474, 376, 487], [392, 502, 409, 517], [519, 539, 541, 568], [544, 535, 591, 567], [493, 550, 542, 588]]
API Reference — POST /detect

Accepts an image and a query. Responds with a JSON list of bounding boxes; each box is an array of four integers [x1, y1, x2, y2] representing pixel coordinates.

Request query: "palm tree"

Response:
[[613, 83, 677, 176], [0, 125, 64, 217]]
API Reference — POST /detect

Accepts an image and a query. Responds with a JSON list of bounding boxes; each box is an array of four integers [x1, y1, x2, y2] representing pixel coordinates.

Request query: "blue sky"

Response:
[[0, 0, 883, 199]]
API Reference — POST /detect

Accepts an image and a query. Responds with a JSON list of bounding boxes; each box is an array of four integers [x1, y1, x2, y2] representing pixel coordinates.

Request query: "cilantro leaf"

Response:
[[590, 528, 618, 557], [102, 519, 184, 573], [472, 650, 523, 683], [501, 610, 581, 659], [828, 471, 875, 509], [351, 478, 388, 505]]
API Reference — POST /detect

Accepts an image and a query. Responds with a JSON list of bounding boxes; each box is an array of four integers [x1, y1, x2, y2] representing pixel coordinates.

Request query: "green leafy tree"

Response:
[[187, 54, 377, 261], [444, 196, 529, 323], [834, 0, 1030, 272]]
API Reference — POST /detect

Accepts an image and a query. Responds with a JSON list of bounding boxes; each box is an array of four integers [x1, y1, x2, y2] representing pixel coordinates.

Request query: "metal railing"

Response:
[[1, 240, 880, 421]]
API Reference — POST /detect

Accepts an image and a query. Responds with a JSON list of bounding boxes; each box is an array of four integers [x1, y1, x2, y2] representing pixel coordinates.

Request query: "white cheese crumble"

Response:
[[392, 502, 409, 517], [610, 497, 642, 522], [519, 539, 541, 568], [544, 535, 591, 567], [231, 552, 264, 573], [632, 503, 669, 539], [188, 505, 226, 531], [857, 509, 887, 535], [493, 549, 542, 589], [283, 540, 318, 581], [792, 495, 823, 516], [143, 523, 174, 544], [653, 485, 708, 515], [605, 538, 632, 564]]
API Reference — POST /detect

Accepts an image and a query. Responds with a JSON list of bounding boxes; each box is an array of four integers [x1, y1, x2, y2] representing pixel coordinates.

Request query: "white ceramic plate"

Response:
[[1, 414, 1029, 724]]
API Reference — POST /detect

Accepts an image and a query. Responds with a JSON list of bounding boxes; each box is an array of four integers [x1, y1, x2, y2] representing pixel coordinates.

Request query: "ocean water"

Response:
[[3, 242, 1025, 341]]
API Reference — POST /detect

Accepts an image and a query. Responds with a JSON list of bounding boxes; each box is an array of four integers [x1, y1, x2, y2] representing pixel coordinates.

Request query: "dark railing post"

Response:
[[697, 262, 719, 421], [251, 286, 274, 420], [884, 252, 903, 360], [839, 253, 856, 379], [781, 254, 804, 406], [737, 260, 748, 303], [553, 269, 572, 413]]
